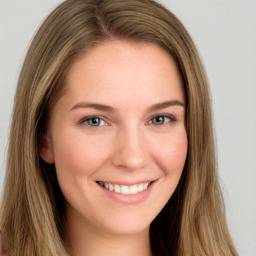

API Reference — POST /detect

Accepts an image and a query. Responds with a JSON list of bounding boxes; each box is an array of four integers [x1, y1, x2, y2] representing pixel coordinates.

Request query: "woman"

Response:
[[0, 0, 237, 255]]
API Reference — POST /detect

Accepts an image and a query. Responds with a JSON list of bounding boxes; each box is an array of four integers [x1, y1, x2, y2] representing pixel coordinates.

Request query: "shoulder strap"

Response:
[[0, 230, 9, 256]]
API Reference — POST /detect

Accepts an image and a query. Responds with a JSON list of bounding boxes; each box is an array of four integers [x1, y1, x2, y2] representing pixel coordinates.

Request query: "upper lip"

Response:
[[96, 180, 155, 186]]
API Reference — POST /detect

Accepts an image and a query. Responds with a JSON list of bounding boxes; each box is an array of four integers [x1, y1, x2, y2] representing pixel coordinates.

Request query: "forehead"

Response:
[[61, 40, 184, 109]]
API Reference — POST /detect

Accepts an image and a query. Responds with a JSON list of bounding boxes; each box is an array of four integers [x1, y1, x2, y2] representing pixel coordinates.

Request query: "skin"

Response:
[[40, 40, 188, 256]]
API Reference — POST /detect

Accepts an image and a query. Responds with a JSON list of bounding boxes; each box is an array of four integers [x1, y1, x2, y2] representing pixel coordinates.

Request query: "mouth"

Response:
[[96, 181, 153, 195]]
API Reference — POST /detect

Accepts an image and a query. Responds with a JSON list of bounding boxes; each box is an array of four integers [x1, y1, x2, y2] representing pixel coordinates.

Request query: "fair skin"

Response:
[[40, 40, 187, 256]]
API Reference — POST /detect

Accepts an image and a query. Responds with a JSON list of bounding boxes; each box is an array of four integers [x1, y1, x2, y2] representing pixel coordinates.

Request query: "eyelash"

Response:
[[78, 116, 108, 128], [148, 114, 176, 126], [78, 114, 176, 128]]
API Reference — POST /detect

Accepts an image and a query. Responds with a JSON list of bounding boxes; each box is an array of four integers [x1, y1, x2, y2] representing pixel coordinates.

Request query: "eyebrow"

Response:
[[147, 100, 185, 112], [70, 102, 114, 112], [70, 100, 185, 112]]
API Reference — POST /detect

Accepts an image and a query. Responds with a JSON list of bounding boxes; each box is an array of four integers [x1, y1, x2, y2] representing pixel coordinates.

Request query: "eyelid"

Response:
[[147, 114, 177, 125], [78, 114, 177, 128], [78, 115, 109, 127]]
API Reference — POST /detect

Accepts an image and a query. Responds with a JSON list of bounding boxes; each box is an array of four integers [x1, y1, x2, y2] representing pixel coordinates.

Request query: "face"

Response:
[[41, 40, 187, 237]]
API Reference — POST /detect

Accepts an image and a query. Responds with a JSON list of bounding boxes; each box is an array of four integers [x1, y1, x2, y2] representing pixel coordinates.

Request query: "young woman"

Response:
[[0, 0, 237, 255]]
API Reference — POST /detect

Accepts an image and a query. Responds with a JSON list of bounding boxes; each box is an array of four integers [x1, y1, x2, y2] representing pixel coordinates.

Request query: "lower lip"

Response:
[[97, 182, 155, 204]]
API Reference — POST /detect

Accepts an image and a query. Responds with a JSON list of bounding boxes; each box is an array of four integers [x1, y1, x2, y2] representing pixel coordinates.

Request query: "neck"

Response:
[[65, 208, 153, 256]]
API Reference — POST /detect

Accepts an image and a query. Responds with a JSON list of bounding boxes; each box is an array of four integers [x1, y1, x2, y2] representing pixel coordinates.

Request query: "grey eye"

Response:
[[86, 117, 103, 126], [151, 116, 167, 125]]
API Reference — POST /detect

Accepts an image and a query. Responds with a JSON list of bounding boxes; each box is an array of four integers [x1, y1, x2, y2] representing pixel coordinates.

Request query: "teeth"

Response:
[[121, 185, 130, 195], [98, 181, 151, 195], [114, 184, 121, 193], [130, 184, 138, 194], [138, 183, 144, 192], [109, 183, 114, 191]]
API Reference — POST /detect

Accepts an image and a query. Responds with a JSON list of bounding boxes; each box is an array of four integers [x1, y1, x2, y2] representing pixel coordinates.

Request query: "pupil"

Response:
[[90, 118, 100, 126], [154, 116, 164, 125]]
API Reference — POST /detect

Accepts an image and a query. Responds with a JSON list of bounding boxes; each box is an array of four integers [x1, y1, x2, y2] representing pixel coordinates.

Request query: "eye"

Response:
[[150, 115, 175, 125], [79, 116, 106, 127]]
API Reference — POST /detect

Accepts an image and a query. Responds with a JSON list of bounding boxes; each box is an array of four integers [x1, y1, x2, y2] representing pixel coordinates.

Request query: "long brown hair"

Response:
[[0, 0, 237, 255]]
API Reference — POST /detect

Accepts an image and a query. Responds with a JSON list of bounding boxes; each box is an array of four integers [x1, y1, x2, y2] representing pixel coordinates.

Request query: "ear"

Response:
[[39, 133, 55, 164]]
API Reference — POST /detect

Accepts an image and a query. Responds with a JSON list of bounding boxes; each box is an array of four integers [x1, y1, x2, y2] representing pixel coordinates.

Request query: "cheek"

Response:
[[52, 131, 113, 213], [52, 130, 111, 180], [153, 128, 188, 175]]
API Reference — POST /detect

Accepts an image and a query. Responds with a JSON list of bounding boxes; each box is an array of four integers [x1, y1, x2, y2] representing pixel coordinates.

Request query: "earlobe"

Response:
[[39, 133, 55, 164]]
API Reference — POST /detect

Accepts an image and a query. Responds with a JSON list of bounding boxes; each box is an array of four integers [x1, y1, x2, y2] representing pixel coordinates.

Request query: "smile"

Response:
[[96, 181, 152, 195]]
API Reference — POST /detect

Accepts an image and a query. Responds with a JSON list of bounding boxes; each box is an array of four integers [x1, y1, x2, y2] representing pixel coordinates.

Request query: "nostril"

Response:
[[111, 131, 150, 169]]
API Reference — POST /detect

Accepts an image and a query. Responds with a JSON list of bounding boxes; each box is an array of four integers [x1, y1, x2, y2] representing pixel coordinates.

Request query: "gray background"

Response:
[[0, 0, 255, 255]]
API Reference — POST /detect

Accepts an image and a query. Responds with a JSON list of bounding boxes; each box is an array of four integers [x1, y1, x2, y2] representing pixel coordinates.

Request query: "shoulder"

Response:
[[0, 230, 9, 256]]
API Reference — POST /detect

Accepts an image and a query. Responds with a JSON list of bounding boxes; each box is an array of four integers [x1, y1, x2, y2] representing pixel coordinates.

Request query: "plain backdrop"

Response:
[[0, 0, 255, 255]]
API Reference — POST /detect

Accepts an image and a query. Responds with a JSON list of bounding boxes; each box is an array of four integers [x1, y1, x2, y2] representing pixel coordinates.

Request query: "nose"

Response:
[[111, 127, 150, 170]]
